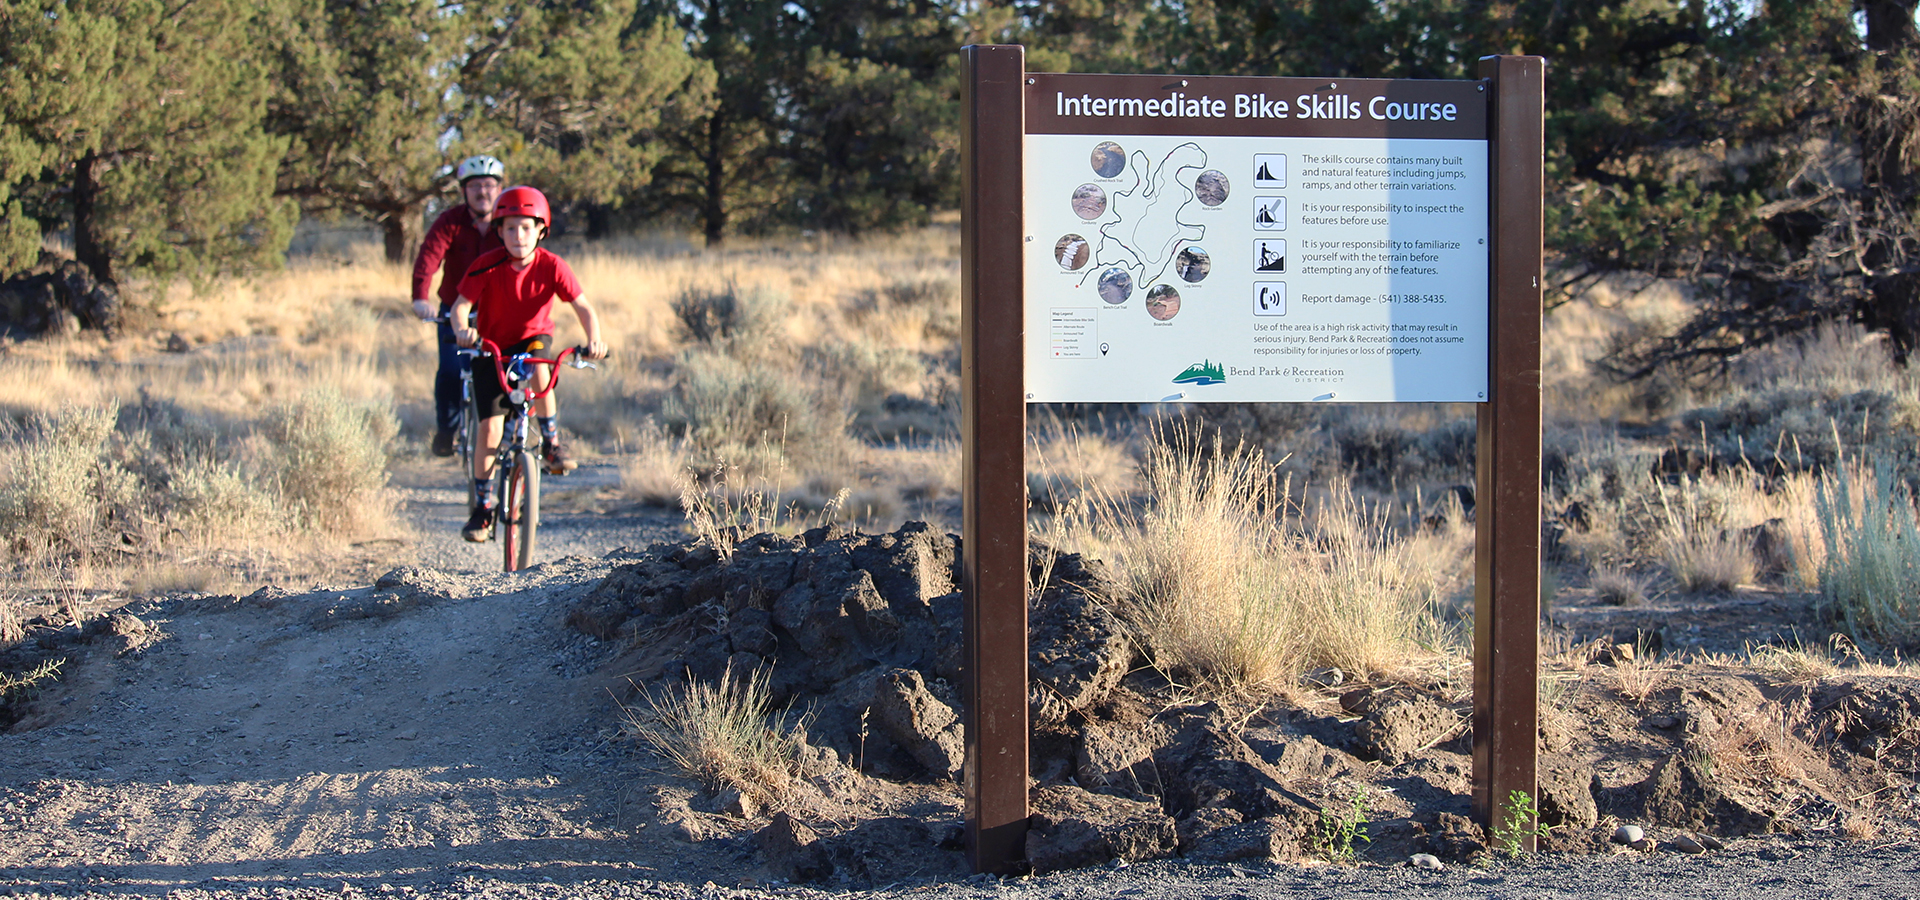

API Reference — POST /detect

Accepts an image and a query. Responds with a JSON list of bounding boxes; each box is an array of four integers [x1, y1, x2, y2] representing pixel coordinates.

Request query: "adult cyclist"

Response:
[[411, 155, 507, 457]]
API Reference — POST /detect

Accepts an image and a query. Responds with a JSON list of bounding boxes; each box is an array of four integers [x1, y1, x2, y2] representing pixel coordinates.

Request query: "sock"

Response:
[[538, 416, 559, 446], [474, 478, 494, 509]]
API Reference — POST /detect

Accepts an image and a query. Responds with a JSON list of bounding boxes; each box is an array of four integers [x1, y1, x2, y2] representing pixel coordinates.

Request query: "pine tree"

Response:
[[0, 0, 294, 287]]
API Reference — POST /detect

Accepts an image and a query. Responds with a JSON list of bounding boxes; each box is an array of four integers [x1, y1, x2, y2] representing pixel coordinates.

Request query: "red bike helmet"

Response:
[[493, 186, 551, 230]]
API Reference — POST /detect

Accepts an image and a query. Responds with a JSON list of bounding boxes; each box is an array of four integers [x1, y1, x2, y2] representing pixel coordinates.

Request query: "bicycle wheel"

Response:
[[511, 448, 540, 570]]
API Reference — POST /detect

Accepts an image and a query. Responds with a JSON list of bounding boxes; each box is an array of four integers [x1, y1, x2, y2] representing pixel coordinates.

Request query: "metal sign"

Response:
[[961, 47, 1543, 875], [1024, 74, 1490, 403]]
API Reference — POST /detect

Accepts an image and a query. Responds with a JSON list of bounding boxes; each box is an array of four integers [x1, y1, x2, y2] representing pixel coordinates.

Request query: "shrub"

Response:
[[1815, 456, 1920, 646], [663, 349, 849, 473], [164, 457, 284, 540], [670, 281, 785, 349], [263, 387, 397, 532], [0, 404, 136, 558]]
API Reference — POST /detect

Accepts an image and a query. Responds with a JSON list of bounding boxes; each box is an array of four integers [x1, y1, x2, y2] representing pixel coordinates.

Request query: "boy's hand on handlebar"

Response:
[[412, 299, 436, 322], [583, 341, 608, 361], [454, 326, 479, 348]]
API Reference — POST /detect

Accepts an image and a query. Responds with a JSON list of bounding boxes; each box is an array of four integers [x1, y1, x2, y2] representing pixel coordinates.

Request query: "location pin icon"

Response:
[[1100, 343, 1110, 356]]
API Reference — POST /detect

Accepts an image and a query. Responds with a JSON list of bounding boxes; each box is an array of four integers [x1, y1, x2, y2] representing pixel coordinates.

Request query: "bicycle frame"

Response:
[[458, 338, 595, 572]]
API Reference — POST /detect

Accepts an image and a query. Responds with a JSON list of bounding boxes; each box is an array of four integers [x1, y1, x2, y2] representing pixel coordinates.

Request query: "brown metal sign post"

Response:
[[960, 43, 1030, 876], [1473, 54, 1545, 848]]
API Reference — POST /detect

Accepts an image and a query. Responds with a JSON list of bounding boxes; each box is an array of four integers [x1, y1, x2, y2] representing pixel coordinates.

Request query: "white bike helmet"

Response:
[[454, 155, 505, 185]]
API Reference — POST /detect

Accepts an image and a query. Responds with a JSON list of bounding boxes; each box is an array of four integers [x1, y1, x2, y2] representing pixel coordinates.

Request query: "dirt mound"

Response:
[[572, 522, 1920, 878]]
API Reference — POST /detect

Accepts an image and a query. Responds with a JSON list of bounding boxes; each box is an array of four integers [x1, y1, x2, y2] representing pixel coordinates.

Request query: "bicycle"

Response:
[[432, 310, 485, 509], [458, 339, 600, 572]]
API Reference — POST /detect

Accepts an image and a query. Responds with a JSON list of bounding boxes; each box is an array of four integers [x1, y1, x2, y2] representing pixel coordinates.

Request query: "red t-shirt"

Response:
[[411, 206, 504, 307], [456, 248, 584, 346]]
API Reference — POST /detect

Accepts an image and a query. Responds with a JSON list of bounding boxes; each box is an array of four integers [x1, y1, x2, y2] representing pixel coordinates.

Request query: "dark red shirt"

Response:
[[456, 248, 584, 346], [411, 205, 504, 307]]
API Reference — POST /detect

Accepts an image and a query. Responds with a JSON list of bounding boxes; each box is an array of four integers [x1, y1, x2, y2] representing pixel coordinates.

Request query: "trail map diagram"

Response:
[[1078, 142, 1209, 293]]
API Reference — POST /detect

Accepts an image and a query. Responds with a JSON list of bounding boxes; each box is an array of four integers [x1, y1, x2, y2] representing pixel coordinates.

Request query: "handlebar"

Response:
[[461, 339, 607, 404]]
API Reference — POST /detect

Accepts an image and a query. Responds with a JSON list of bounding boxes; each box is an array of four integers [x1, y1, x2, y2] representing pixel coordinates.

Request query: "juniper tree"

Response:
[[268, 0, 698, 262], [0, 0, 293, 286]]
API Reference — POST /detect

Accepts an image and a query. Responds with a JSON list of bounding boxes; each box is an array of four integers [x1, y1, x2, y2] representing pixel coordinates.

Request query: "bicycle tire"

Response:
[[512, 448, 540, 570], [499, 456, 521, 571]]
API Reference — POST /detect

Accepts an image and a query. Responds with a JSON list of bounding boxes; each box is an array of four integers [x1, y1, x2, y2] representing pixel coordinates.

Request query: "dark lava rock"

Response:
[[1153, 707, 1317, 826], [1355, 698, 1464, 764], [756, 812, 833, 883], [1075, 721, 1168, 797], [1026, 785, 1177, 873], [870, 668, 964, 781], [1029, 573, 1131, 725], [1184, 817, 1303, 863]]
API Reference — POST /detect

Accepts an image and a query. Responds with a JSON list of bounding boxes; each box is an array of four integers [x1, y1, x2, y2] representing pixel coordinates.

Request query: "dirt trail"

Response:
[[0, 472, 717, 893]]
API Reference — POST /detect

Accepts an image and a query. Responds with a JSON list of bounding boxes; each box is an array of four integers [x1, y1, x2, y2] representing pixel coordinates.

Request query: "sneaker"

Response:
[[461, 506, 495, 542], [432, 428, 457, 458], [542, 441, 578, 474]]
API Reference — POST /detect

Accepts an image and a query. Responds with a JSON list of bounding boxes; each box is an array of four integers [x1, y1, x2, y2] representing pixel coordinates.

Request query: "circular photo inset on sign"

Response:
[[1097, 267, 1133, 305], [1146, 284, 1182, 321], [1055, 234, 1090, 270], [1072, 183, 1107, 220], [1194, 170, 1230, 206], [1090, 141, 1125, 178], [1176, 246, 1211, 282]]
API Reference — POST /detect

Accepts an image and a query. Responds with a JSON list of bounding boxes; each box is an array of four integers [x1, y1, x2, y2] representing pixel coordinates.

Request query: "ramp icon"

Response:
[[1253, 154, 1286, 188]]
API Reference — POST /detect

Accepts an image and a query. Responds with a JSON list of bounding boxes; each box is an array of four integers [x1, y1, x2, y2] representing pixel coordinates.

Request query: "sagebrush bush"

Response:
[[164, 457, 283, 540], [670, 281, 785, 350], [664, 348, 849, 473], [1815, 457, 1920, 646], [264, 387, 398, 532], [0, 404, 138, 558]]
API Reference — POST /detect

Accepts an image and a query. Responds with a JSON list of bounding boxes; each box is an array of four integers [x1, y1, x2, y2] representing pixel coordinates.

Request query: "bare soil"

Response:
[[1, 471, 1918, 899]]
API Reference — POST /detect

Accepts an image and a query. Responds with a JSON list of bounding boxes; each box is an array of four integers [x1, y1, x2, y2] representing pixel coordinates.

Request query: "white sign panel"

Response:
[[1023, 74, 1489, 403]]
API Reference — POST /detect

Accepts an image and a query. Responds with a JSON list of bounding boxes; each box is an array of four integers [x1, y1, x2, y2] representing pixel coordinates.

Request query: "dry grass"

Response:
[[619, 661, 816, 808], [1049, 426, 1468, 695], [1650, 478, 1757, 594], [1590, 564, 1649, 607], [1611, 639, 1669, 705]]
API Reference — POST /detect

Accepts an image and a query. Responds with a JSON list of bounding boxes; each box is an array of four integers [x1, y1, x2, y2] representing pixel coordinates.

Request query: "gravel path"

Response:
[[389, 457, 685, 572]]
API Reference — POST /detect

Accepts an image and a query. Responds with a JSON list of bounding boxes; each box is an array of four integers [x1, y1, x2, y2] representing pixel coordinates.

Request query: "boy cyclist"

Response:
[[413, 155, 507, 457], [449, 186, 608, 542]]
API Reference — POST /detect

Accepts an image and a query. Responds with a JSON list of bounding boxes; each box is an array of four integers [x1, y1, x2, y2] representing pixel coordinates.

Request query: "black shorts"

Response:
[[472, 335, 558, 416]]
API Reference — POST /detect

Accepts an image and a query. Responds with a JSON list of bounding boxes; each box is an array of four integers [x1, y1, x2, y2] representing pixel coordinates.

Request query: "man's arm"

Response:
[[570, 296, 606, 360], [411, 212, 456, 320]]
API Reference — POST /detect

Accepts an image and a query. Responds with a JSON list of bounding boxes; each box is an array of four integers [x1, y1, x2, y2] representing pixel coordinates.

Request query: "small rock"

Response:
[[1670, 835, 1705, 854], [1106, 857, 1129, 869], [1304, 667, 1345, 688], [1409, 853, 1445, 870], [392, 729, 418, 741], [1630, 839, 1652, 851], [1613, 824, 1645, 845], [719, 788, 757, 819], [1698, 833, 1725, 850], [1645, 715, 1681, 729]]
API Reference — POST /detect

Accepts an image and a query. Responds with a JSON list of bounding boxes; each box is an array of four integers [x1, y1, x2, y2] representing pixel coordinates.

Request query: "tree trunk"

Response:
[[383, 203, 426, 264], [703, 110, 728, 249], [72, 153, 115, 287], [1861, 0, 1918, 53]]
